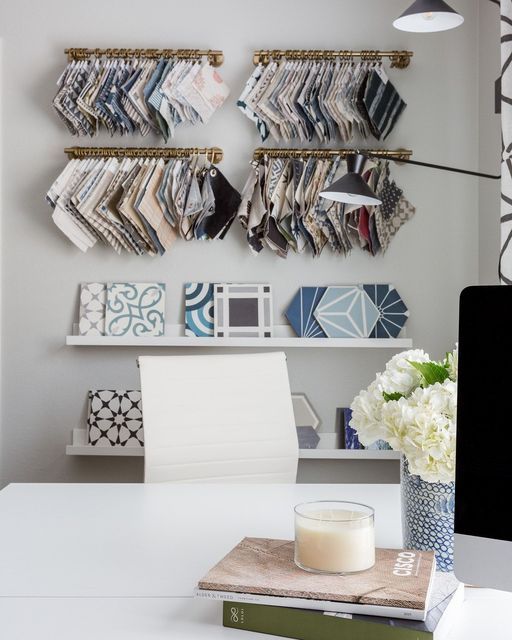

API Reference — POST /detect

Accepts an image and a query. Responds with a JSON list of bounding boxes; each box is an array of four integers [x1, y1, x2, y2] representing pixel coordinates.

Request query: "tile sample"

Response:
[[285, 287, 327, 338], [363, 284, 409, 338], [87, 390, 143, 447], [185, 283, 214, 337], [214, 284, 272, 338], [105, 282, 165, 337], [314, 286, 379, 338], [79, 282, 106, 336]]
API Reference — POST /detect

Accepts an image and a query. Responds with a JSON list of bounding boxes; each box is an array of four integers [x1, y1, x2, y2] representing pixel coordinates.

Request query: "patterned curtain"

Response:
[[501, 0, 512, 283]]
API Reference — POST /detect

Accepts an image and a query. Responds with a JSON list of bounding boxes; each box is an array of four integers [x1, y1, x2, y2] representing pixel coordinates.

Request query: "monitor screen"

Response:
[[455, 286, 512, 542]]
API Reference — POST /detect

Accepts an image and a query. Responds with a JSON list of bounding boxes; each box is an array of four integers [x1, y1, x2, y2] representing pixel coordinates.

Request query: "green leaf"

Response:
[[383, 391, 404, 402], [409, 360, 450, 386]]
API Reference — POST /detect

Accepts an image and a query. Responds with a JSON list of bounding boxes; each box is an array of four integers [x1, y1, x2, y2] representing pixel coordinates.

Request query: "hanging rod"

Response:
[[253, 148, 412, 161], [253, 49, 413, 69], [64, 146, 224, 163], [65, 48, 224, 67]]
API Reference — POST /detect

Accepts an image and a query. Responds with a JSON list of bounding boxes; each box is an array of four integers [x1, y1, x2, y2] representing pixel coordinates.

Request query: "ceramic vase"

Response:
[[401, 457, 455, 571]]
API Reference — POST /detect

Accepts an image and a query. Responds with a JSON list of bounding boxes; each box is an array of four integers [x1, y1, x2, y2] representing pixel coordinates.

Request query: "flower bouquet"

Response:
[[350, 348, 457, 570]]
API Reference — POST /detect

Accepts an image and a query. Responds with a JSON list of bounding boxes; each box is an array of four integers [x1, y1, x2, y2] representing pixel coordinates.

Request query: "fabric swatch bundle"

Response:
[[237, 154, 415, 258], [53, 54, 230, 139], [47, 154, 241, 254], [238, 59, 406, 143]]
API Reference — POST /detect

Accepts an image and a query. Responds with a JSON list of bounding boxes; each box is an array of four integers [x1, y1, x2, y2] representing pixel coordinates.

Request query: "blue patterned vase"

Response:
[[401, 457, 455, 572]]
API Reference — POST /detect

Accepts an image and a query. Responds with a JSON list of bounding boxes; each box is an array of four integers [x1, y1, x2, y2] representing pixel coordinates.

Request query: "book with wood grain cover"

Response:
[[196, 537, 436, 621]]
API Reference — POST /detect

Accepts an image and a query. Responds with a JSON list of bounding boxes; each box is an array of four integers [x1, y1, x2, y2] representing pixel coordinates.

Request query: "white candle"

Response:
[[294, 502, 375, 574]]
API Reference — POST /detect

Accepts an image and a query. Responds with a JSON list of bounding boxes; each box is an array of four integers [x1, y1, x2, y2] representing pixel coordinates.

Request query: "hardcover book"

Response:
[[222, 573, 463, 640], [197, 537, 436, 621]]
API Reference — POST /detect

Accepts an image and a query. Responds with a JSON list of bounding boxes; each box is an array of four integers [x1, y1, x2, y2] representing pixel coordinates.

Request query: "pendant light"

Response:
[[319, 154, 499, 208], [319, 154, 382, 206], [393, 0, 464, 33]]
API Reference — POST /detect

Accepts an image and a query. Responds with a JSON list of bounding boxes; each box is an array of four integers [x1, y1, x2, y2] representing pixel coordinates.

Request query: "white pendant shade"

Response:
[[319, 189, 382, 207], [393, 0, 464, 33]]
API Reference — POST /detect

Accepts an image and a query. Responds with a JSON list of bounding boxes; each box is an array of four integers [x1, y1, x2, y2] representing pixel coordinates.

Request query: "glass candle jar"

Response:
[[294, 501, 375, 574]]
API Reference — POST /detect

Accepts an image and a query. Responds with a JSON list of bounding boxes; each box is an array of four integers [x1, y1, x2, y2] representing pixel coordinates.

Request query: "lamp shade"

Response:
[[393, 0, 464, 33], [319, 154, 382, 206]]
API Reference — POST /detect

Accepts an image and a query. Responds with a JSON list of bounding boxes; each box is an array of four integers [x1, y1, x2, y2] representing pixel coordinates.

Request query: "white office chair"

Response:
[[139, 352, 299, 483]]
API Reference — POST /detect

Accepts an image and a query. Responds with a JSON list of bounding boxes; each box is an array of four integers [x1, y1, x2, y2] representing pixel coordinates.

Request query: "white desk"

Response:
[[0, 483, 510, 639], [1, 592, 511, 640], [0, 483, 401, 597]]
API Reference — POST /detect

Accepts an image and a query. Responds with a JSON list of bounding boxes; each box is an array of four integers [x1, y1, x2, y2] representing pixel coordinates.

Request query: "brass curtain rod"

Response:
[[65, 48, 224, 66], [65, 146, 224, 163], [253, 49, 413, 69], [253, 148, 413, 161]]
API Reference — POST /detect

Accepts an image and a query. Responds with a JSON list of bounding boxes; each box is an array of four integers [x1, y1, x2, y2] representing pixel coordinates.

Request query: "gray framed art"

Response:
[[214, 284, 272, 338]]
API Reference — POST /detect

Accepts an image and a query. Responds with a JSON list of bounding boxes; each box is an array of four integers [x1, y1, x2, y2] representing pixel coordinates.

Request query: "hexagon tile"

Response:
[[285, 287, 327, 338], [313, 286, 380, 338], [363, 284, 409, 338]]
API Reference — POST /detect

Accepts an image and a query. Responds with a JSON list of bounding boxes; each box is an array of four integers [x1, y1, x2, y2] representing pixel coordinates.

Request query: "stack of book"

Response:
[[196, 537, 464, 640]]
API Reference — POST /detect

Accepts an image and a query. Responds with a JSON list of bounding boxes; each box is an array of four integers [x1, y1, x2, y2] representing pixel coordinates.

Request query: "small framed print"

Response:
[[214, 284, 272, 338]]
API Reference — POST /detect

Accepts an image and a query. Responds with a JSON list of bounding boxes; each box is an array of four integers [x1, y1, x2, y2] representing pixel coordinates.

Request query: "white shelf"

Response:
[[66, 337, 412, 348], [66, 430, 399, 460], [66, 444, 145, 457], [299, 449, 400, 460], [65, 444, 400, 460], [67, 328, 411, 349], [66, 429, 144, 457]]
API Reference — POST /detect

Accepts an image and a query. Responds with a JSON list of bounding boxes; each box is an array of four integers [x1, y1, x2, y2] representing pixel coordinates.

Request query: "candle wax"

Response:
[[295, 509, 375, 574]]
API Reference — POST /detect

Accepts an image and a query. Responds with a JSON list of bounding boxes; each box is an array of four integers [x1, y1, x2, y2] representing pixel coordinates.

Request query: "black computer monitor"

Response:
[[454, 285, 512, 590]]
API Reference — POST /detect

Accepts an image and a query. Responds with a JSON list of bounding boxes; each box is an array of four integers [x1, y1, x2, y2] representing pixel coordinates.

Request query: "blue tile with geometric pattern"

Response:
[[313, 286, 380, 338], [363, 284, 409, 338], [285, 287, 327, 338]]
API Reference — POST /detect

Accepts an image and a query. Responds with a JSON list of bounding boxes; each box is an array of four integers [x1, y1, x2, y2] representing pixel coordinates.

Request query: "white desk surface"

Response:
[[0, 483, 401, 597], [0, 483, 511, 639], [0, 591, 511, 640]]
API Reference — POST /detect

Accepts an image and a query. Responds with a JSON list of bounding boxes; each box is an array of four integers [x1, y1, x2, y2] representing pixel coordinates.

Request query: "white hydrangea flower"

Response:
[[349, 380, 387, 446], [350, 349, 457, 484], [384, 380, 457, 483], [446, 345, 458, 382], [380, 349, 430, 396]]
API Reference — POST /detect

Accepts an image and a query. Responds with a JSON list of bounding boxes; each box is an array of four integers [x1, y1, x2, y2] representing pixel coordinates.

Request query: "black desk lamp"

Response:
[[319, 153, 500, 206]]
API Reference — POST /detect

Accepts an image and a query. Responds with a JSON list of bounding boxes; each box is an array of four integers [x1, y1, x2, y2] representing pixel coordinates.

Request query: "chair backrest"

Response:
[[139, 352, 299, 483]]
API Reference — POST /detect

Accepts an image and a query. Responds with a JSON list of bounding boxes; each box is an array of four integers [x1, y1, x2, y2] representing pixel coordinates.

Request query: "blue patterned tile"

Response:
[[314, 286, 380, 338], [105, 283, 165, 337], [363, 284, 409, 338], [285, 287, 327, 338], [185, 283, 214, 337]]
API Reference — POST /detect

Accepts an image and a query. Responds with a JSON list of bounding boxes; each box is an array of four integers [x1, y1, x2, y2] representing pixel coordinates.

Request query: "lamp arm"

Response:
[[369, 154, 500, 180]]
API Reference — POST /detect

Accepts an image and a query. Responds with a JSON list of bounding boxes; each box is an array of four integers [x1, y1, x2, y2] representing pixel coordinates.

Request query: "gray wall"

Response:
[[0, 0, 493, 485]]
